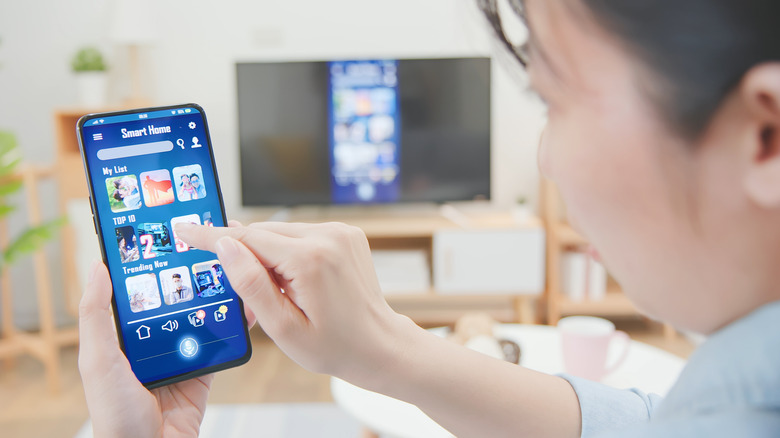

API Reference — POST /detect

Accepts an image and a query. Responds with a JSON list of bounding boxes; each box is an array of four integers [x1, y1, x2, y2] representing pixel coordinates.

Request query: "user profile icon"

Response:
[[191, 136, 202, 148]]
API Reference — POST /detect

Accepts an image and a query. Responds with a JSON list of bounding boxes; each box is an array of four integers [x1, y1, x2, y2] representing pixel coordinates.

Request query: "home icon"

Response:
[[136, 325, 151, 340]]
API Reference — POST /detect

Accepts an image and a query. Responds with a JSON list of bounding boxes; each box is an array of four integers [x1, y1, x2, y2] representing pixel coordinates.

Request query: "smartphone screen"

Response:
[[77, 104, 251, 388]]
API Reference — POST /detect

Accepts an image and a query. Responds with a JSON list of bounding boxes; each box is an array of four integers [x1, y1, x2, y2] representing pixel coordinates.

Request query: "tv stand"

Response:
[[242, 206, 543, 326]]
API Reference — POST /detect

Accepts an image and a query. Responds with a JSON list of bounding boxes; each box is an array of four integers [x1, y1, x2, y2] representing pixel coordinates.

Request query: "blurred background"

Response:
[[0, 0, 545, 330], [0, 1, 689, 437]]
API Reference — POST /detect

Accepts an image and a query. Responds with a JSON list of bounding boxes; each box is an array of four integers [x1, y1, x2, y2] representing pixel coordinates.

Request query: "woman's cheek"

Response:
[[537, 113, 570, 182], [543, 115, 588, 193]]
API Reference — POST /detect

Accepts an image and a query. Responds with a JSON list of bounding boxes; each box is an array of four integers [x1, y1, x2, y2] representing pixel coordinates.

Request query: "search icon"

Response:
[[176, 139, 185, 149]]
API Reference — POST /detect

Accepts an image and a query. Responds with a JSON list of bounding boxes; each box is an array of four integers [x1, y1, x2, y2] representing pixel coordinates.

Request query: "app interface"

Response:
[[81, 106, 248, 384], [328, 60, 401, 203]]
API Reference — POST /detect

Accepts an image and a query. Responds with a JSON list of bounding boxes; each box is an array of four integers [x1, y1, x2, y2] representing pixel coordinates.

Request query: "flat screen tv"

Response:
[[237, 57, 490, 206]]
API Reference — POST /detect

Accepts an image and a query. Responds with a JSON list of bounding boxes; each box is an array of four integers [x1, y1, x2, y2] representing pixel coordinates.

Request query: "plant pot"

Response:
[[75, 72, 108, 107], [512, 204, 532, 224]]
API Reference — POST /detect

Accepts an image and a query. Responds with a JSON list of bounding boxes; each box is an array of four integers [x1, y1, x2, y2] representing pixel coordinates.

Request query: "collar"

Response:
[[655, 300, 780, 418]]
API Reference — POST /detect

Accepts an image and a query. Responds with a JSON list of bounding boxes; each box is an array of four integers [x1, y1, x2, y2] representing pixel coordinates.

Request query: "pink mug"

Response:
[[558, 316, 630, 381]]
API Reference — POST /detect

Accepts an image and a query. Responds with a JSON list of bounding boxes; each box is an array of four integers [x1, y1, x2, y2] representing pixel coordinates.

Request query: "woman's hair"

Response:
[[478, 0, 780, 140]]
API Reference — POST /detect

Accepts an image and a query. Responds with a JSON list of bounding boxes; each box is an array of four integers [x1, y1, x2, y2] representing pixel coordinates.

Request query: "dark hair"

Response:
[[478, 0, 780, 140]]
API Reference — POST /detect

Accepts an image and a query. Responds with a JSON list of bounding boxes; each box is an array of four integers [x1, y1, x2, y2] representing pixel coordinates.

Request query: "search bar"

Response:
[[97, 140, 174, 161]]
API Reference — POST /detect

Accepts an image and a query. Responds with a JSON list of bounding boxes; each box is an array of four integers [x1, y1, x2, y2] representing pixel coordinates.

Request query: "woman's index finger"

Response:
[[174, 223, 297, 268]]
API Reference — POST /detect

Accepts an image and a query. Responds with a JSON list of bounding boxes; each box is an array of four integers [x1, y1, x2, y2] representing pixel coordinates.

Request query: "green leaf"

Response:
[[71, 47, 107, 72], [3, 217, 66, 265], [0, 204, 16, 218], [0, 131, 15, 154], [0, 157, 21, 178], [0, 179, 22, 196], [0, 131, 21, 179]]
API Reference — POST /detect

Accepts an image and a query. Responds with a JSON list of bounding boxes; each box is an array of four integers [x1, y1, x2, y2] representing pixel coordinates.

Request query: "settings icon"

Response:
[[188, 121, 196, 129]]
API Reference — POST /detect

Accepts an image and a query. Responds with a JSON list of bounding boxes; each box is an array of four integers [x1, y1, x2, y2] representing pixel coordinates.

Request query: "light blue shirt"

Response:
[[562, 300, 780, 437]]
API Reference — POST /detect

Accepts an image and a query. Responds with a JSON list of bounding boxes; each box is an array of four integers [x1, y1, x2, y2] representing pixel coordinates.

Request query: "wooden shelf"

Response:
[[385, 293, 535, 326], [555, 223, 589, 247], [558, 289, 638, 317], [251, 210, 542, 240], [384, 291, 535, 302], [56, 155, 89, 199], [0, 165, 81, 394], [247, 209, 544, 325]]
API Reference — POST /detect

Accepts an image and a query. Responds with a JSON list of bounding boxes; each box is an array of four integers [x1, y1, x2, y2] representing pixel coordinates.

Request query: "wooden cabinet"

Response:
[[0, 165, 79, 394], [54, 108, 97, 315], [0, 107, 110, 393], [245, 209, 543, 327]]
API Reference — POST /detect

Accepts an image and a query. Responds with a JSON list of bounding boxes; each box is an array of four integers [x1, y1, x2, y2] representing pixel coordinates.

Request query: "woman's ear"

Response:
[[741, 63, 780, 208]]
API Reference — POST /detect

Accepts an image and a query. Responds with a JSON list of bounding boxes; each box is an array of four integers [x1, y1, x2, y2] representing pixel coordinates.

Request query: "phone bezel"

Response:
[[76, 103, 252, 389]]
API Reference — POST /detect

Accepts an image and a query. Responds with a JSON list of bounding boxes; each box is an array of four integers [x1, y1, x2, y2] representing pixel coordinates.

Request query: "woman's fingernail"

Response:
[[215, 236, 240, 262]]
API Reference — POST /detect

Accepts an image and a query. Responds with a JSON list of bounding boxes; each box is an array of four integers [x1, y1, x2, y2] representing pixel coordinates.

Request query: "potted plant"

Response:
[[0, 131, 64, 267], [71, 46, 108, 107], [512, 195, 532, 224], [0, 39, 63, 258]]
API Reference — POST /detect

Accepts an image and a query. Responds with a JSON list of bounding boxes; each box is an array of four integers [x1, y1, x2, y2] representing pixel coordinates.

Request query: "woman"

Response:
[[78, 1, 780, 436], [112, 176, 141, 210], [190, 173, 206, 199], [117, 236, 139, 264], [177, 174, 195, 201]]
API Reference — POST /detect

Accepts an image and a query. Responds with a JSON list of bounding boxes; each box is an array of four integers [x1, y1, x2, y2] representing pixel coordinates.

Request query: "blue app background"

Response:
[[81, 107, 249, 385], [328, 60, 402, 204]]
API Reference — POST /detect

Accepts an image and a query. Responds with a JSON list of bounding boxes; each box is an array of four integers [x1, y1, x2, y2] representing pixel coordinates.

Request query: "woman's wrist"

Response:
[[336, 305, 424, 393]]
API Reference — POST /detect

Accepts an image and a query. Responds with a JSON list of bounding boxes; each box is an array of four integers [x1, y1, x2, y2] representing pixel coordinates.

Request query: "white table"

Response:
[[331, 324, 687, 438]]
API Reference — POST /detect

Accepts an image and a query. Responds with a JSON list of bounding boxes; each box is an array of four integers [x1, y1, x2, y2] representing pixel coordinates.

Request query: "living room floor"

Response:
[[1, 319, 694, 438]]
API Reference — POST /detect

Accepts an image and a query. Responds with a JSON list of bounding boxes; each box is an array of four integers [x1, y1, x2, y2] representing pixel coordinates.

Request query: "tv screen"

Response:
[[237, 57, 491, 206]]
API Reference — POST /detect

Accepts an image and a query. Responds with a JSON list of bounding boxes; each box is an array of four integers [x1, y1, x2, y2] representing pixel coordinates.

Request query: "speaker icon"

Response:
[[162, 320, 179, 332]]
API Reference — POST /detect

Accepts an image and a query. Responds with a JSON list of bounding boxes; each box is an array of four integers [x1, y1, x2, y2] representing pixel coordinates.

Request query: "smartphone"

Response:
[[77, 103, 251, 388]]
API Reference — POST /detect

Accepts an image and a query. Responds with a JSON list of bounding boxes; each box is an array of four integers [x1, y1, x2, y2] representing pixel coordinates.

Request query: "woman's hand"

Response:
[[175, 222, 582, 438], [175, 221, 414, 387], [78, 260, 255, 438]]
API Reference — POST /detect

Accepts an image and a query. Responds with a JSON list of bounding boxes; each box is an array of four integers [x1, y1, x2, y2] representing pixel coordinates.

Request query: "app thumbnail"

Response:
[[140, 169, 174, 207], [137, 222, 173, 259], [170, 214, 201, 253], [105, 175, 141, 213], [115, 226, 139, 263], [192, 260, 227, 298], [172, 164, 206, 201], [159, 266, 194, 305], [126, 273, 161, 313]]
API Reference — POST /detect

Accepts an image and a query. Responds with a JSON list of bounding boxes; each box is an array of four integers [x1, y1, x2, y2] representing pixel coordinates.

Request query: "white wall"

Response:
[[0, 0, 546, 328]]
